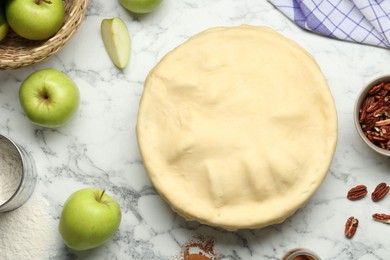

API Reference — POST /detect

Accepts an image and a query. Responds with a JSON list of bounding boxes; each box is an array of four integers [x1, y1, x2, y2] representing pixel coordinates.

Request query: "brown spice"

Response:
[[359, 82, 390, 150], [292, 256, 315, 260], [282, 248, 318, 260], [182, 236, 217, 260], [187, 254, 211, 260]]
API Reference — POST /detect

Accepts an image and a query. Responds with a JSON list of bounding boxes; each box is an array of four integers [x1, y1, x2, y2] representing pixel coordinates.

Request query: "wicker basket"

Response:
[[0, 0, 88, 70]]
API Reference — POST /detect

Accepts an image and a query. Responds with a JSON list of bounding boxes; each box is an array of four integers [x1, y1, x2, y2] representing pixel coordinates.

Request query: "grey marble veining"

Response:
[[1, 1, 390, 259]]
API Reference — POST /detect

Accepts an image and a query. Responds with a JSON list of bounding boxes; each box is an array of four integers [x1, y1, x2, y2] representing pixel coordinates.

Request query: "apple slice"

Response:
[[101, 17, 131, 69], [0, 7, 9, 42]]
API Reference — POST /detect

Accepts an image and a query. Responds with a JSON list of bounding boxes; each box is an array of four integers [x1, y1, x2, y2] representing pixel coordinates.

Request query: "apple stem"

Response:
[[98, 190, 106, 202]]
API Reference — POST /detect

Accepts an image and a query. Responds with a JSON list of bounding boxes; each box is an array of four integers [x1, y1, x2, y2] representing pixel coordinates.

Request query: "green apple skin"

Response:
[[19, 68, 79, 128], [59, 188, 122, 251], [0, 6, 9, 42], [119, 0, 162, 14], [6, 0, 64, 40]]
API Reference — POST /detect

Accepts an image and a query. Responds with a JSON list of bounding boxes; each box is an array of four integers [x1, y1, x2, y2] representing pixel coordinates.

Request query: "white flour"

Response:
[[0, 193, 62, 259], [0, 139, 22, 205]]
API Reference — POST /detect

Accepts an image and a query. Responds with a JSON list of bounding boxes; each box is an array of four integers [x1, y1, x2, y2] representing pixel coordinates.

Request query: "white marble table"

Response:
[[1, 1, 390, 259]]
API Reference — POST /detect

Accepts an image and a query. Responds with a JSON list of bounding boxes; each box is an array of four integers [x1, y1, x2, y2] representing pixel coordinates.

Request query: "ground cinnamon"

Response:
[[182, 236, 217, 260], [282, 248, 318, 260], [187, 253, 211, 260]]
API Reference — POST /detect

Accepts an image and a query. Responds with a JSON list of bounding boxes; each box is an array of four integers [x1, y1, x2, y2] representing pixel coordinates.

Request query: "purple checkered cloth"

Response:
[[268, 0, 390, 48]]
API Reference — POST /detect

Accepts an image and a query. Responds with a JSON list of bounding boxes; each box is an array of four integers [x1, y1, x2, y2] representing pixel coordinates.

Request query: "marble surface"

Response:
[[1, 0, 390, 259]]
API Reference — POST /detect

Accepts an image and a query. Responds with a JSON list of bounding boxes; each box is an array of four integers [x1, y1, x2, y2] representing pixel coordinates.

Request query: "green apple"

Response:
[[119, 0, 162, 14], [19, 68, 79, 128], [5, 0, 64, 40], [0, 6, 9, 42], [59, 188, 122, 251], [101, 17, 131, 69]]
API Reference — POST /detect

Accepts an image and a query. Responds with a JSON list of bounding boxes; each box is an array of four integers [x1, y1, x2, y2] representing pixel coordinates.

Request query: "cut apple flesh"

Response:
[[101, 17, 131, 69]]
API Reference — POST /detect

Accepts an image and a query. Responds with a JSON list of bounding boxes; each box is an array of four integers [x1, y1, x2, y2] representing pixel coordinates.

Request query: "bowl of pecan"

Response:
[[354, 75, 390, 155]]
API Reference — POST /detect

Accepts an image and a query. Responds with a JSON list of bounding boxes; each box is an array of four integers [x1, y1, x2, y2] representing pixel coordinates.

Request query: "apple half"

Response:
[[101, 17, 131, 69]]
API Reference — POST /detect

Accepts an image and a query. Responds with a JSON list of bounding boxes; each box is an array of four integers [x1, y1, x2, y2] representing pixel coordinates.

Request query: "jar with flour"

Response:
[[0, 134, 37, 212]]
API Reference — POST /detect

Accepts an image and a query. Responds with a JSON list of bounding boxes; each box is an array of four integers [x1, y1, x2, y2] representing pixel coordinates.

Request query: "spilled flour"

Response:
[[0, 193, 63, 259]]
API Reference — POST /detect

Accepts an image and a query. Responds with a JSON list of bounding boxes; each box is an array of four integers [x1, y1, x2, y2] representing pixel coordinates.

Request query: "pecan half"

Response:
[[372, 213, 390, 224], [345, 216, 359, 238], [366, 102, 380, 113], [375, 119, 390, 126], [368, 82, 384, 95], [347, 185, 368, 200], [373, 106, 389, 117], [371, 183, 390, 202]]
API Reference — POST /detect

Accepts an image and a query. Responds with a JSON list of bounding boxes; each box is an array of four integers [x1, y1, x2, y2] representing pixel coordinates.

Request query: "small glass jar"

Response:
[[282, 248, 321, 260], [0, 134, 37, 212]]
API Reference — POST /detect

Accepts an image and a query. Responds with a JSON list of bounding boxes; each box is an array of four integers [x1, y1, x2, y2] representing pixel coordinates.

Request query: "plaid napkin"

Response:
[[268, 0, 390, 48]]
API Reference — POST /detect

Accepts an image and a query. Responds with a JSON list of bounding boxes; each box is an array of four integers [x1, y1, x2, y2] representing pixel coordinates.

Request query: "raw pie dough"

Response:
[[136, 25, 337, 230]]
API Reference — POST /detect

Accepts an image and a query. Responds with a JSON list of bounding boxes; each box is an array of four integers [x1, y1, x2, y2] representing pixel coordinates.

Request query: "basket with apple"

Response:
[[0, 0, 88, 70]]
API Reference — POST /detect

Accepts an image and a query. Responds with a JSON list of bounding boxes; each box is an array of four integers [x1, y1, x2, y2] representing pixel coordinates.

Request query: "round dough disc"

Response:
[[136, 25, 337, 230]]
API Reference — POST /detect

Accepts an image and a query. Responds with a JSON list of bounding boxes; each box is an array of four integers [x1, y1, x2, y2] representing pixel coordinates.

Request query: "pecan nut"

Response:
[[372, 213, 390, 224], [375, 119, 390, 126], [345, 216, 359, 238], [347, 185, 367, 200], [368, 82, 385, 95], [371, 182, 390, 202]]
